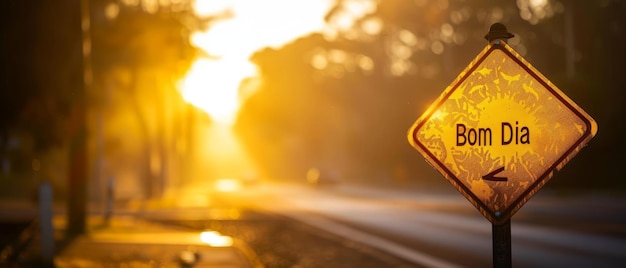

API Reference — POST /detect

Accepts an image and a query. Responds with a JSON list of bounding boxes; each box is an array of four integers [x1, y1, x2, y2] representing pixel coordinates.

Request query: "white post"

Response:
[[38, 181, 54, 263]]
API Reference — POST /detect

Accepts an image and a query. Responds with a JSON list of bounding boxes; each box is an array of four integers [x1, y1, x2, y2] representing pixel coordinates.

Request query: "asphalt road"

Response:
[[221, 182, 626, 268]]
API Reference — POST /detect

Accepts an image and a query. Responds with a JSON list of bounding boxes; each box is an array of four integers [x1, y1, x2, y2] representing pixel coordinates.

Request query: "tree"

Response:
[[89, 1, 196, 199]]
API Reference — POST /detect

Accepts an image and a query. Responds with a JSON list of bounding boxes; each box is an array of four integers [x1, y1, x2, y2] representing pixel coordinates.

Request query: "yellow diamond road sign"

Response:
[[408, 41, 597, 225]]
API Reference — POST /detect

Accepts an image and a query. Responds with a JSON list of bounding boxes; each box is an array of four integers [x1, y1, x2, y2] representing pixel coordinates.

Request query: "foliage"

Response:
[[238, 0, 626, 188]]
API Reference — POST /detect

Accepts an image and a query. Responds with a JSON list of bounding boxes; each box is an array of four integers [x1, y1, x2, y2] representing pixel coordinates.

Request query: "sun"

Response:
[[179, 0, 377, 124], [179, 57, 256, 125]]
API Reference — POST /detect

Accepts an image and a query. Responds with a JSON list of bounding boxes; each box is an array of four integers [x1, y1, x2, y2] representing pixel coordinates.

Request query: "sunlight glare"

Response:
[[179, 58, 256, 124], [178, 1, 379, 183], [193, 0, 231, 17], [200, 231, 234, 247], [215, 178, 241, 192], [181, 0, 349, 124]]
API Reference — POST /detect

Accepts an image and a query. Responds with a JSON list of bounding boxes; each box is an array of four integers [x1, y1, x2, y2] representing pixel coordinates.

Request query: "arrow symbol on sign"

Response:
[[482, 167, 507, 182]]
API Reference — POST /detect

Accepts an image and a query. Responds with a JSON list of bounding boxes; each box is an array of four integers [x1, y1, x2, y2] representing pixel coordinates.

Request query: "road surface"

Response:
[[224, 182, 626, 268]]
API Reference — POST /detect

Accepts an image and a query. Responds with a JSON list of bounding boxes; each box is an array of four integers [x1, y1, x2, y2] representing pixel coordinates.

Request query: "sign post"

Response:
[[408, 23, 597, 267], [492, 219, 511, 267], [486, 24, 515, 268]]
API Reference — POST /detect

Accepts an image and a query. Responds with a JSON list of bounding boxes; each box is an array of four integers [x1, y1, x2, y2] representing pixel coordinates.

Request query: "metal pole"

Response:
[[485, 23, 514, 268], [38, 181, 54, 264], [67, 0, 91, 236], [492, 219, 512, 268]]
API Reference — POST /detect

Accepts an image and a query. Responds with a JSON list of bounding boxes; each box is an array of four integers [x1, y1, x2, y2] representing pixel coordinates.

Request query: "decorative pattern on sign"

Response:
[[414, 46, 589, 217]]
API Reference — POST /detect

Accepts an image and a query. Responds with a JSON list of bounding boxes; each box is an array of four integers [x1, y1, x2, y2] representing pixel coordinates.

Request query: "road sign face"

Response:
[[408, 41, 597, 225]]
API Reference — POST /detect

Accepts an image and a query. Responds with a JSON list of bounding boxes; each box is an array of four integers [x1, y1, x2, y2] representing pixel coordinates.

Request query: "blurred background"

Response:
[[1, 0, 625, 204]]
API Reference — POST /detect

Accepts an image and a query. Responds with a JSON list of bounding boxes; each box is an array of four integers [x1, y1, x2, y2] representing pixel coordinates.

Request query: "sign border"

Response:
[[408, 42, 597, 224]]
